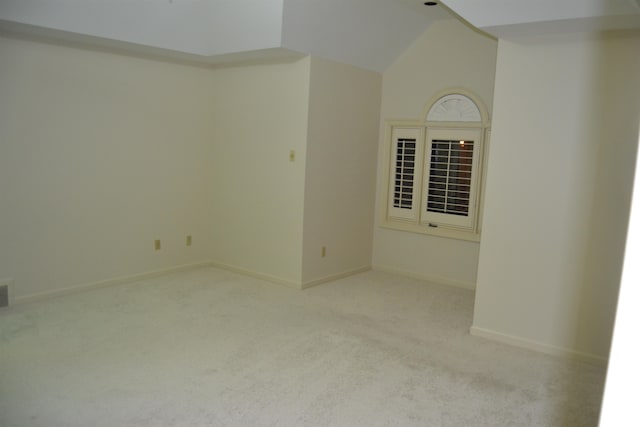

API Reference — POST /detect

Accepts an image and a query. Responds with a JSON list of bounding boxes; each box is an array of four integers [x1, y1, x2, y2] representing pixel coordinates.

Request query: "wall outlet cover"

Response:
[[0, 279, 13, 308]]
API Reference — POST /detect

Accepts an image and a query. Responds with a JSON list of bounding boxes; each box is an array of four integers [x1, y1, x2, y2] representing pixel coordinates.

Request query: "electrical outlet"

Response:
[[186, 235, 192, 246], [0, 278, 12, 308], [321, 246, 326, 258], [154, 239, 161, 250]]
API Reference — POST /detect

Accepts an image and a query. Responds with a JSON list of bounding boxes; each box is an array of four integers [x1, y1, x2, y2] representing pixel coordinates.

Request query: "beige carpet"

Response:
[[0, 268, 605, 426]]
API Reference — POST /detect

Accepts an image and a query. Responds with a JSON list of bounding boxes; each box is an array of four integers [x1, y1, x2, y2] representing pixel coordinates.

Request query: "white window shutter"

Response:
[[387, 127, 423, 221], [421, 128, 482, 230]]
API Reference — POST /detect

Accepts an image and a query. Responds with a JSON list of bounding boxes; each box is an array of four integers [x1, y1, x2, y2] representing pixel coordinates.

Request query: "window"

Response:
[[381, 90, 489, 241]]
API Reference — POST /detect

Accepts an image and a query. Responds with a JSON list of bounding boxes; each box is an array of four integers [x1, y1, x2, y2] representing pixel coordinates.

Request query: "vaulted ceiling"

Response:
[[1, 0, 639, 72]]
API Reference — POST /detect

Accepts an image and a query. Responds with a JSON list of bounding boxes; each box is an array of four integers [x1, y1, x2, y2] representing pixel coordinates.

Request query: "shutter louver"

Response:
[[393, 139, 416, 210], [427, 140, 474, 217]]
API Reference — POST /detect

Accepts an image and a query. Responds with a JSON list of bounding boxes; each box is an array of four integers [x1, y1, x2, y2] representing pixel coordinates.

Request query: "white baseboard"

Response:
[[14, 261, 213, 306], [210, 262, 371, 290], [11, 261, 372, 306], [470, 326, 608, 366], [301, 266, 372, 289], [372, 264, 476, 290], [208, 261, 302, 289]]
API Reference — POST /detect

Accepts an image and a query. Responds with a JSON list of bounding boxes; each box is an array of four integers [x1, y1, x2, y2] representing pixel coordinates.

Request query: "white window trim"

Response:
[[380, 88, 490, 242]]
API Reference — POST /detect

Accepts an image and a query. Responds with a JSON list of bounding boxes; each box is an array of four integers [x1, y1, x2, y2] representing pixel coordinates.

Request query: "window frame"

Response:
[[380, 89, 490, 242]]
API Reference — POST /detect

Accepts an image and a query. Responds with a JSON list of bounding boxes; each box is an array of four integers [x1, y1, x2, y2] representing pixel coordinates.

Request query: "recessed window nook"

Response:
[[381, 88, 490, 241]]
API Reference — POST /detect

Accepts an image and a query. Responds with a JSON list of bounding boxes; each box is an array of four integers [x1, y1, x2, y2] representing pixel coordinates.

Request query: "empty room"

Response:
[[1, 0, 640, 426]]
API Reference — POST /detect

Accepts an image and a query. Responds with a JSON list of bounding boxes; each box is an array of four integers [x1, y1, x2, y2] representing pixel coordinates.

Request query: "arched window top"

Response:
[[424, 88, 488, 125]]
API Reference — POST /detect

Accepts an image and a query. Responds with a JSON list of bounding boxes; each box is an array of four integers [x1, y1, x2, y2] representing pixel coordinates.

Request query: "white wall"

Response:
[[0, 33, 384, 297], [0, 36, 215, 300], [372, 19, 498, 288], [0, 35, 313, 298], [301, 56, 381, 285], [473, 31, 640, 360], [208, 58, 311, 286]]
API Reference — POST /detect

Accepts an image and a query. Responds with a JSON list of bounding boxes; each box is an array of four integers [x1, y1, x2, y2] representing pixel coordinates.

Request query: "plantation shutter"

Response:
[[427, 139, 474, 216], [422, 128, 481, 230], [388, 127, 422, 221]]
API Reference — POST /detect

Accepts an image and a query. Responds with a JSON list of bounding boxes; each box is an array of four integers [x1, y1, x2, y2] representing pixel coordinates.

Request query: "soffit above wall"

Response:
[[0, 18, 304, 68], [0, 0, 286, 57], [442, 0, 640, 39], [3, 0, 635, 71], [0, 0, 453, 72]]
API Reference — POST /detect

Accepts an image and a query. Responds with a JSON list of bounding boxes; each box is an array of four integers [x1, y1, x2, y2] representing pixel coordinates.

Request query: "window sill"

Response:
[[379, 220, 481, 242]]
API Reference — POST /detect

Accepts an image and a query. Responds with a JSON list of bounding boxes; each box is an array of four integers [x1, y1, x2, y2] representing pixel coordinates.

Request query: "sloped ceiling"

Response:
[[281, 0, 453, 72], [0, 0, 638, 72]]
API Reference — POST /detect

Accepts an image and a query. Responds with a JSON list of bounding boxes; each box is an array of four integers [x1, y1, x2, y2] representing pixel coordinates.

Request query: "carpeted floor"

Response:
[[0, 268, 606, 426]]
